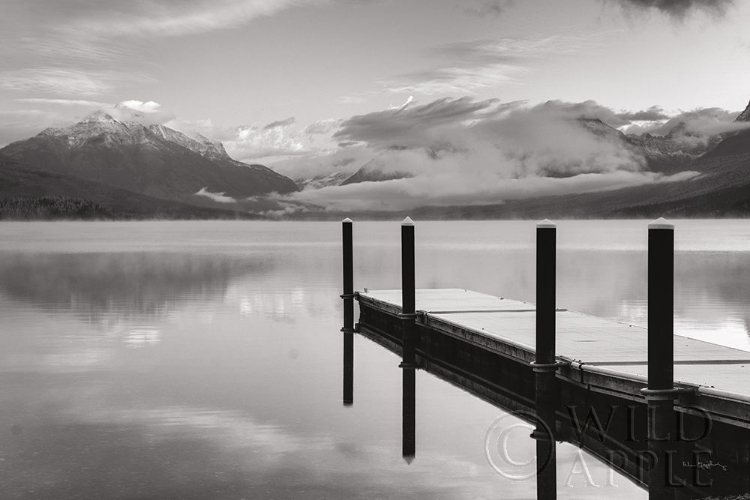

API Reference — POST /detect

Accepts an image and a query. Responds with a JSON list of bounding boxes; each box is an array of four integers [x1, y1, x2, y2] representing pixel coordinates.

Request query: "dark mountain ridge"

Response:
[[0, 111, 297, 208], [0, 153, 261, 219]]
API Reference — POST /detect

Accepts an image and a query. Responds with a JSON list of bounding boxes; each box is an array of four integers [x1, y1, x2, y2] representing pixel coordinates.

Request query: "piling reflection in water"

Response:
[[534, 401, 557, 499], [343, 331, 353, 406], [402, 366, 416, 462]]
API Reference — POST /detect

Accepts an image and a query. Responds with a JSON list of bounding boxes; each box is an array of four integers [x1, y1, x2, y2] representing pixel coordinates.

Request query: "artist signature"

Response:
[[682, 461, 728, 471]]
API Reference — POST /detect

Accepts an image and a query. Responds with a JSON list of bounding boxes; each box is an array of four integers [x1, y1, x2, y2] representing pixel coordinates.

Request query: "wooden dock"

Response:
[[360, 288, 750, 402], [341, 217, 750, 500], [355, 288, 750, 499]]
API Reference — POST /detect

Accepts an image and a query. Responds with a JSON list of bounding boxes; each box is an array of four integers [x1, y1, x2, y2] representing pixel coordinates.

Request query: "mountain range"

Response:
[[2, 101, 750, 219]]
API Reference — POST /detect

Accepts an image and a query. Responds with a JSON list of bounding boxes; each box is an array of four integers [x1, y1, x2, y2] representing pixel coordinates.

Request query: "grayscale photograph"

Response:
[[1, 0, 749, 499]]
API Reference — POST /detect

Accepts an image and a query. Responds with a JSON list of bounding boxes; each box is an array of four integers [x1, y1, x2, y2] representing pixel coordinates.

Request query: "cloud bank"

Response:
[[276, 97, 705, 212]]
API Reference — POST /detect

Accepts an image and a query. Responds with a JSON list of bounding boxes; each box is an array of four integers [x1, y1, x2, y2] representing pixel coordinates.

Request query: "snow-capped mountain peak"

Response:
[[35, 111, 229, 159]]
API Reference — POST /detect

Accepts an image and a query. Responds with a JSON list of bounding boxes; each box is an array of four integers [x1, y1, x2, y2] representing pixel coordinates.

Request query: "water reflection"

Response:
[[0, 252, 273, 323], [124, 327, 162, 347], [402, 367, 416, 462], [343, 331, 353, 406], [3, 220, 750, 499]]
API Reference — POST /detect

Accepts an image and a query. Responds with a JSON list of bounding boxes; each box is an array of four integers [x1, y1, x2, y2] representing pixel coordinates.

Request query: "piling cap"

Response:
[[536, 218, 556, 229], [342, 217, 353, 224], [648, 217, 674, 230], [402, 216, 415, 226]]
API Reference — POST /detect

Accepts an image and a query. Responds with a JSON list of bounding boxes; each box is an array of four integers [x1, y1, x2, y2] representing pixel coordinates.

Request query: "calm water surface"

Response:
[[1, 220, 749, 499]]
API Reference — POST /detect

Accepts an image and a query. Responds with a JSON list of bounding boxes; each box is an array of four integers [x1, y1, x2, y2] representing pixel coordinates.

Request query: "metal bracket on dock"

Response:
[[400, 311, 427, 321], [640, 387, 698, 400], [399, 360, 420, 369], [530, 360, 572, 373], [340, 293, 357, 299], [530, 428, 554, 442]]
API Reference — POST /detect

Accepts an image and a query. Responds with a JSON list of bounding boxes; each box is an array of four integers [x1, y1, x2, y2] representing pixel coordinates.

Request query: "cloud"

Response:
[[429, 34, 602, 63], [1, 35, 128, 63], [536, 100, 670, 128], [118, 100, 162, 114], [195, 188, 237, 203], [606, 0, 735, 18], [616, 106, 669, 121], [263, 117, 296, 130], [111, 100, 176, 125], [272, 97, 697, 212], [386, 64, 525, 95], [337, 94, 371, 104], [303, 118, 342, 135], [182, 115, 346, 163], [63, 0, 324, 39], [334, 96, 498, 149], [382, 33, 606, 96], [223, 124, 311, 162], [0, 0, 320, 106], [464, 0, 515, 17], [282, 168, 696, 212], [14, 98, 110, 107], [0, 68, 146, 96], [270, 146, 372, 182]]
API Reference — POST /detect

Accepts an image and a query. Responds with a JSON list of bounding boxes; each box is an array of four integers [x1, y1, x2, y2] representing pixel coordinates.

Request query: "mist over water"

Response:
[[0, 220, 747, 499]]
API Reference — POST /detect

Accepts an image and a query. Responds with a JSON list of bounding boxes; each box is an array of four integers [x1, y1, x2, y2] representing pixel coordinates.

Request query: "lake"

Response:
[[1, 219, 749, 499]]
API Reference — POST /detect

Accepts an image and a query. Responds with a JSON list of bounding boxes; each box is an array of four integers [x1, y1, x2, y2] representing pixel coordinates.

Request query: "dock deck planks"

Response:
[[359, 288, 750, 399]]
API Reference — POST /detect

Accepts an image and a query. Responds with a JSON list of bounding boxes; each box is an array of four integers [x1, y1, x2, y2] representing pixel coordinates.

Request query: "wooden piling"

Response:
[[401, 217, 415, 320], [648, 218, 674, 392], [534, 219, 558, 500], [644, 217, 677, 500], [536, 219, 556, 366], [342, 218, 354, 334]]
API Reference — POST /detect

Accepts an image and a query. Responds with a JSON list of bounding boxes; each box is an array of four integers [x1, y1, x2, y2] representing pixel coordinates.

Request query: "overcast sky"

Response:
[[1, 0, 748, 141]]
